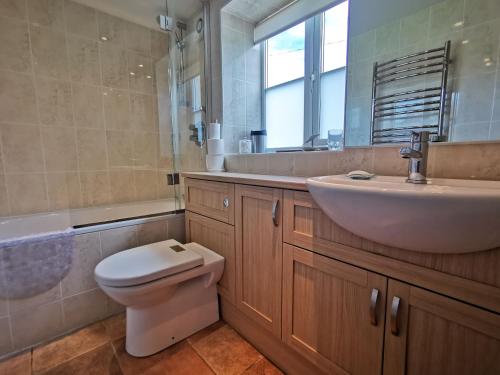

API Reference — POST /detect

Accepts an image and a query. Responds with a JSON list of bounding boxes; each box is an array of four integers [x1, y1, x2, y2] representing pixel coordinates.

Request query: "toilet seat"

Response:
[[95, 239, 203, 287]]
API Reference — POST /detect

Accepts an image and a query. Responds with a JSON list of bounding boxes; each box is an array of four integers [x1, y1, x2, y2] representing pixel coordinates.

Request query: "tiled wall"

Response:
[[221, 10, 262, 154], [345, 0, 500, 146], [0, 214, 185, 359], [225, 141, 500, 180], [0, 0, 176, 218]]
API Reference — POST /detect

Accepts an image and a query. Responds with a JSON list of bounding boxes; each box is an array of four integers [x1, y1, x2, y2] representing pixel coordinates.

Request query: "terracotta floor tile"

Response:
[[187, 320, 227, 346], [33, 322, 109, 374], [0, 351, 31, 375], [190, 325, 262, 375], [242, 358, 283, 375], [38, 344, 121, 375], [102, 313, 126, 341], [113, 338, 214, 375]]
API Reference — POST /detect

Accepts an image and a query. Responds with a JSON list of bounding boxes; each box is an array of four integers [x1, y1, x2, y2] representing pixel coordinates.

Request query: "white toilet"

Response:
[[94, 239, 224, 357]]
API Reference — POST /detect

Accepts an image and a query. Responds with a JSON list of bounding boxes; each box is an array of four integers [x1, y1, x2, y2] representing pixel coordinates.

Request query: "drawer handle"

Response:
[[390, 296, 401, 336], [223, 198, 229, 208], [272, 199, 279, 226], [369, 288, 380, 326]]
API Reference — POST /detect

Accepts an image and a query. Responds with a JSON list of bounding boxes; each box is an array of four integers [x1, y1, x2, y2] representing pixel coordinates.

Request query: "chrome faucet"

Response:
[[400, 131, 429, 184]]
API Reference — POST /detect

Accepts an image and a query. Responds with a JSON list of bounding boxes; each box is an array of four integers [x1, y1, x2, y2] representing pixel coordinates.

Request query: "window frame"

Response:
[[262, 1, 348, 151]]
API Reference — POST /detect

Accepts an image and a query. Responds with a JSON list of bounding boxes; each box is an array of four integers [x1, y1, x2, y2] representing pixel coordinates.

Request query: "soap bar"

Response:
[[346, 170, 375, 180]]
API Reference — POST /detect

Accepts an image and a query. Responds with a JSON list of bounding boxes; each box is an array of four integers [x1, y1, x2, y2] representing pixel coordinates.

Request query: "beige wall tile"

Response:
[[103, 88, 130, 130], [167, 215, 186, 243], [41, 126, 78, 171], [0, 316, 12, 356], [133, 132, 158, 169], [137, 220, 168, 246], [97, 12, 127, 47], [134, 169, 158, 201], [0, 174, 10, 216], [267, 153, 293, 176], [0, 71, 38, 124], [130, 93, 155, 131], [62, 289, 107, 330], [100, 44, 128, 89], [109, 169, 136, 203], [0, 123, 44, 172], [64, 0, 97, 39], [27, 0, 64, 29], [46, 172, 82, 210], [79, 171, 111, 206], [6, 173, 48, 215], [76, 128, 107, 171], [244, 153, 269, 174], [36, 77, 73, 127], [72, 83, 104, 129], [100, 225, 137, 258], [293, 152, 329, 177], [157, 172, 175, 199], [67, 36, 100, 85], [61, 232, 101, 297], [125, 22, 151, 55], [7, 283, 61, 314], [30, 25, 68, 79], [151, 30, 169, 60], [0, 0, 27, 20], [225, 154, 247, 173], [329, 147, 374, 174], [127, 52, 154, 94], [10, 300, 64, 350], [0, 17, 31, 73], [373, 146, 408, 176], [106, 130, 133, 167]]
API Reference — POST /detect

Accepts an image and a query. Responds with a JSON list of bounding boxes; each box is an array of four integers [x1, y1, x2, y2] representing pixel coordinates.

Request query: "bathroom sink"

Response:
[[306, 175, 500, 254]]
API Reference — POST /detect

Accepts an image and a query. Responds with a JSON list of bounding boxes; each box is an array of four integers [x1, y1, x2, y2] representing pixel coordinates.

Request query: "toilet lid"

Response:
[[95, 239, 204, 287]]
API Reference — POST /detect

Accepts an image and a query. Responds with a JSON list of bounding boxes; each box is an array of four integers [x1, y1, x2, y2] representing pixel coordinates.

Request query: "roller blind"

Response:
[[254, 0, 344, 43]]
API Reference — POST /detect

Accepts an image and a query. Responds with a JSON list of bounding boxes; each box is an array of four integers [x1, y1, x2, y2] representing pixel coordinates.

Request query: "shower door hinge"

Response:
[[166, 173, 180, 186]]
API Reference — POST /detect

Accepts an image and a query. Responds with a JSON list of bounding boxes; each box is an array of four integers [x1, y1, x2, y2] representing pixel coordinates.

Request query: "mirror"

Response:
[[345, 0, 500, 146]]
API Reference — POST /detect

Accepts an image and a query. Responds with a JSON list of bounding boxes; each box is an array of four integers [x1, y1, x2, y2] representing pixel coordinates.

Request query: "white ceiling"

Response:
[[223, 0, 295, 25], [74, 0, 203, 30]]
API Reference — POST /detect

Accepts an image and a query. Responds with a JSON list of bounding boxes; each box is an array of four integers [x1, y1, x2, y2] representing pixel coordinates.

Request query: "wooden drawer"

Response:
[[185, 211, 236, 303], [185, 178, 235, 224]]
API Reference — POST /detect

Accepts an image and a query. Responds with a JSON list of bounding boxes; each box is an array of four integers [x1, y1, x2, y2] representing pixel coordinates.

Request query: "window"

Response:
[[264, 1, 349, 149]]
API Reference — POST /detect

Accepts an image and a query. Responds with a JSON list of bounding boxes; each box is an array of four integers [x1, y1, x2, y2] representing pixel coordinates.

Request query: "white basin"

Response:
[[307, 175, 500, 254]]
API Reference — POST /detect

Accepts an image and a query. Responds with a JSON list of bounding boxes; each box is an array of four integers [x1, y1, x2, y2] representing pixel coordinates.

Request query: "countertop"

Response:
[[181, 172, 309, 191]]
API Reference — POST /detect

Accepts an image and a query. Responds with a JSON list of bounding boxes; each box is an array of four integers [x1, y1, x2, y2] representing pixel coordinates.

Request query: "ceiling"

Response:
[[74, 0, 203, 30], [223, 0, 295, 24]]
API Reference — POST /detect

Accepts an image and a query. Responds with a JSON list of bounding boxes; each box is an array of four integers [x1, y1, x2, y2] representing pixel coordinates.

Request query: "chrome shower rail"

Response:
[[370, 41, 451, 145]]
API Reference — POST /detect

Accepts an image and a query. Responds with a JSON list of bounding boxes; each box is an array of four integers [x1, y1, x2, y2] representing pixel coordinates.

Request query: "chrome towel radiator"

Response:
[[370, 41, 451, 144]]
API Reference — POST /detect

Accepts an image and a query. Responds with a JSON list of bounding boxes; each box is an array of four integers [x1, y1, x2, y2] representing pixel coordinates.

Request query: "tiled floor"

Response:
[[0, 314, 283, 375]]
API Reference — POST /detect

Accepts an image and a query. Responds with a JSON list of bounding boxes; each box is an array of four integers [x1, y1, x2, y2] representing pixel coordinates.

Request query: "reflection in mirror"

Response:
[[221, 0, 349, 153], [345, 0, 500, 146]]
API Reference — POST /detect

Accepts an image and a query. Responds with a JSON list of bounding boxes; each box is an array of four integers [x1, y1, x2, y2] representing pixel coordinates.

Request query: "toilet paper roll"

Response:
[[208, 123, 221, 139], [206, 154, 225, 171], [207, 139, 225, 155]]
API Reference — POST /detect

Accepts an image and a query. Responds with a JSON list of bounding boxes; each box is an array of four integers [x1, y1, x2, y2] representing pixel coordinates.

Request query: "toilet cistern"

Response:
[[399, 131, 429, 184]]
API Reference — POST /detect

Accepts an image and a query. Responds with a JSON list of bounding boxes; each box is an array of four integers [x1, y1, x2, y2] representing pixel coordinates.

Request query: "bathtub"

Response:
[[0, 198, 183, 244]]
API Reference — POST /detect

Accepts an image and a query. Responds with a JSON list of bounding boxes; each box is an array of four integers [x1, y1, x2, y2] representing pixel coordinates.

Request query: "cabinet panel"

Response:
[[235, 184, 283, 337], [283, 244, 387, 375], [384, 280, 500, 375], [185, 178, 235, 224], [185, 211, 236, 303]]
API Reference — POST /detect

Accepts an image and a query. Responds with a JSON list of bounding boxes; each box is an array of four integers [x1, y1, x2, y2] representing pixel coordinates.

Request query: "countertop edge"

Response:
[[181, 172, 309, 191]]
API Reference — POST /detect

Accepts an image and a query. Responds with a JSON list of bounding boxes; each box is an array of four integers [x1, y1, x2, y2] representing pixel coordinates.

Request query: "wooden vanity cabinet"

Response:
[[185, 211, 236, 303], [234, 184, 283, 338], [185, 178, 235, 224], [283, 244, 387, 375], [383, 280, 500, 375]]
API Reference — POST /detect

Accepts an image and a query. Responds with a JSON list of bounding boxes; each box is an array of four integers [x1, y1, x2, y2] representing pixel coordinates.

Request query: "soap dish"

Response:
[[346, 170, 375, 180]]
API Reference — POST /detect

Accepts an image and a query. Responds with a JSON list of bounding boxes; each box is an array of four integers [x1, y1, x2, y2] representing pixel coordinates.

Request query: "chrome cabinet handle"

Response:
[[369, 288, 380, 326], [223, 198, 229, 208], [272, 199, 279, 226], [390, 296, 401, 336]]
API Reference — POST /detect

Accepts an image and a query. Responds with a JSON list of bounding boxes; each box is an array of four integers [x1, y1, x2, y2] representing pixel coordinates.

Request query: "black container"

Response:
[[250, 130, 267, 153]]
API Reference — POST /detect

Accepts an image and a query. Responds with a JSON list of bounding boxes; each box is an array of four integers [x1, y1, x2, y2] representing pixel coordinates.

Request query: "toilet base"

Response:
[[125, 275, 219, 357]]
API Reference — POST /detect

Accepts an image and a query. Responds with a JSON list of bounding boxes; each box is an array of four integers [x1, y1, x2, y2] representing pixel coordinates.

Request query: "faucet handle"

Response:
[[410, 131, 430, 144]]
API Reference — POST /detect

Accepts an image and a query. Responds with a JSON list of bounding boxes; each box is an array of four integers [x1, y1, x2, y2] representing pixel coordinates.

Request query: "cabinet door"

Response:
[[185, 178, 235, 224], [235, 184, 283, 337], [185, 211, 236, 303], [384, 280, 500, 375], [283, 244, 387, 375]]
